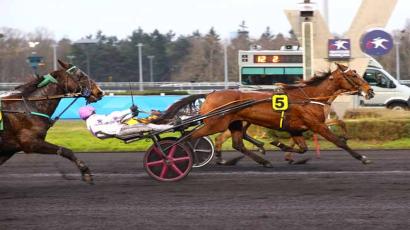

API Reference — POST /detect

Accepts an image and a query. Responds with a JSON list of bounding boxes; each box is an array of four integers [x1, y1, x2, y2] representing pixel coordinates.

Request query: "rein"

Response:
[[0, 93, 82, 101], [281, 69, 362, 106]]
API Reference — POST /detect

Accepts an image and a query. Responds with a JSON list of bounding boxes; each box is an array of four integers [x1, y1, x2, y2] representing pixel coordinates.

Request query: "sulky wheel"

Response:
[[144, 139, 193, 182], [188, 136, 215, 168]]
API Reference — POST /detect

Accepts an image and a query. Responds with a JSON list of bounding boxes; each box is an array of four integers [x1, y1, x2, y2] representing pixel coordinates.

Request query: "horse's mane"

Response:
[[281, 70, 332, 89], [14, 77, 43, 97], [300, 71, 332, 85], [151, 93, 207, 124]]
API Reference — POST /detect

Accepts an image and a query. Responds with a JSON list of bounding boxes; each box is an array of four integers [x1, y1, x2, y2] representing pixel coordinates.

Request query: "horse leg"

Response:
[[213, 129, 245, 166], [273, 136, 310, 164], [287, 136, 311, 165], [242, 122, 266, 155], [283, 138, 296, 163], [229, 121, 272, 168], [0, 152, 15, 166], [19, 137, 94, 183], [270, 138, 308, 154], [214, 130, 231, 165], [190, 120, 249, 166], [326, 119, 348, 141], [215, 122, 267, 166], [311, 124, 371, 164]]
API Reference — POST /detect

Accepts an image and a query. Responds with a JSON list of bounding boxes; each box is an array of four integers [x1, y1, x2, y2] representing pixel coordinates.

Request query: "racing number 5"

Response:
[[272, 95, 289, 111]]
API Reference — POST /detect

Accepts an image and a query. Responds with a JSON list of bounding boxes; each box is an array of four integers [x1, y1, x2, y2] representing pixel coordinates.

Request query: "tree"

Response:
[[168, 35, 191, 81], [176, 32, 208, 81], [204, 27, 223, 81], [257, 27, 275, 50], [227, 24, 251, 81]]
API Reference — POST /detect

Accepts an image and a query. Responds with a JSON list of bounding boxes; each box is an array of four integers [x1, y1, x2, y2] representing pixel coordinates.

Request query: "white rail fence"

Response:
[[0, 81, 240, 92]]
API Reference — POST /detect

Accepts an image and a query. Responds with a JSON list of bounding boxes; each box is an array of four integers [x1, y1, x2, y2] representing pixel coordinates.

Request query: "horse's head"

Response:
[[332, 63, 374, 100], [55, 59, 104, 103]]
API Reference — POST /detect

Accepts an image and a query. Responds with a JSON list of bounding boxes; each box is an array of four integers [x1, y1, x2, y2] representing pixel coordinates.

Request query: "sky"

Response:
[[0, 0, 409, 41]]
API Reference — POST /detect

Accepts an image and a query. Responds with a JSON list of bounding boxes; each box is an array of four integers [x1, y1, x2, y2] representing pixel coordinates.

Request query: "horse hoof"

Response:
[[362, 159, 372, 165], [215, 158, 228, 165], [224, 156, 245, 166], [257, 148, 266, 155], [263, 162, 274, 168], [82, 174, 94, 184], [292, 157, 311, 165], [361, 156, 372, 165], [340, 136, 349, 142], [270, 141, 280, 147]]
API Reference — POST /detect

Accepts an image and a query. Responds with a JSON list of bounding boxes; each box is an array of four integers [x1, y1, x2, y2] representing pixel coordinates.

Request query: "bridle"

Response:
[[62, 65, 93, 98], [339, 68, 365, 93]]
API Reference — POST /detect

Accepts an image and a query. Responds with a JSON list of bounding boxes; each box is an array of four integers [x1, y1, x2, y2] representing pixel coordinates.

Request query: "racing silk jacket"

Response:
[[86, 109, 133, 138]]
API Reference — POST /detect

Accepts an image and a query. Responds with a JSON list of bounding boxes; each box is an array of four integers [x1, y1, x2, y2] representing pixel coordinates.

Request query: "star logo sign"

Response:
[[330, 40, 349, 50], [366, 37, 389, 50], [361, 29, 393, 56]]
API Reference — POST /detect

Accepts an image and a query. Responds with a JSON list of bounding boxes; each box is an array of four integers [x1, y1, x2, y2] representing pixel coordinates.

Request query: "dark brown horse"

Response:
[[0, 60, 104, 183], [155, 63, 374, 167]]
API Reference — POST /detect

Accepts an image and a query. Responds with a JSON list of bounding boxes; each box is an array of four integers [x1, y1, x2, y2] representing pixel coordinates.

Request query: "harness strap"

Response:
[[309, 101, 327, 106], [30, 111, 51, 119], [66, 66, 79, 74]]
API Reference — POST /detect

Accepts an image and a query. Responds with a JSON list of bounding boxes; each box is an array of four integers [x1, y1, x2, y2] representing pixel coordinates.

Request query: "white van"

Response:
[[360, 58, 410, 110]]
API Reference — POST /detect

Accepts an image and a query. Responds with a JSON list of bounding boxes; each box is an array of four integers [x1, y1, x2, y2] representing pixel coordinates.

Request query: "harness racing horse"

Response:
[[155, 63, 374, 167], [213, 92, 349, 165], [0, 60, 104, 183]]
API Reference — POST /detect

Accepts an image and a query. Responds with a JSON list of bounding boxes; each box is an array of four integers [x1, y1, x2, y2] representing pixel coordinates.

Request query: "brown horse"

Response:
[[213, 93, 349, 165], [0, 60, 104, 183], [155, 63, 374, 167]]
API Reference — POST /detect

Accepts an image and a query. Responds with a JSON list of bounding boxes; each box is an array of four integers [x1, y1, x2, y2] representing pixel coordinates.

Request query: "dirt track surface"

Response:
[[1, 150, 410, 230]]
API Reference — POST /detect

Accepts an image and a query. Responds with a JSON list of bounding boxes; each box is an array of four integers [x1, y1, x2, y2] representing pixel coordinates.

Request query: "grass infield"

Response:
[[46, 120, 410, 152]]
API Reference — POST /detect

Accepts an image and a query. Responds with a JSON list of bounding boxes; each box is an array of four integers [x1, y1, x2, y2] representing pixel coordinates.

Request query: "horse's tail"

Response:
[[152, 93, 207, 124]]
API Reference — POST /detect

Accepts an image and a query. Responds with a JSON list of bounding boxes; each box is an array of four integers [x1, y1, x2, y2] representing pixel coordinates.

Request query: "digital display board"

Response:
[[253, 55, 302, 64]]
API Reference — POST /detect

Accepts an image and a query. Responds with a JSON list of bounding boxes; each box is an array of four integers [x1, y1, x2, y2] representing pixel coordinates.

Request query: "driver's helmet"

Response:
[[78, 105, 96, 120]]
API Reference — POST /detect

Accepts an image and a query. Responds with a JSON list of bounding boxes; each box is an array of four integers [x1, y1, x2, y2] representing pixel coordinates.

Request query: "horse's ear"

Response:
[[58, 59, 69, 69], [335, 62, 347, 71]]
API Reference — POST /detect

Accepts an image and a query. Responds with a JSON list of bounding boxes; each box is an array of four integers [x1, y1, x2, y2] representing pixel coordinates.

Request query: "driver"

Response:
[[78, 105, 173, 139], [375, 73, 386, 87]]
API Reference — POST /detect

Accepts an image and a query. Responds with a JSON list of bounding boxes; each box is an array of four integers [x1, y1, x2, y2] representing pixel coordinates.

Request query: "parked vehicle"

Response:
[[361, 58, 410, 110]]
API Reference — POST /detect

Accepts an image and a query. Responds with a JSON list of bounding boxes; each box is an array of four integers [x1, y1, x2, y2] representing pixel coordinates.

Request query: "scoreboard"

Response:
[[238, 48, 304, 89], [253, 55, 302, 64]]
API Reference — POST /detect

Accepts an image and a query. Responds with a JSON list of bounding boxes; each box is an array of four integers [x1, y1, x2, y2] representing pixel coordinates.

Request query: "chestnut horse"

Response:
[[213, 94, 349, 165], [0, 60, 104, 183], [155, 63, 374, 167]]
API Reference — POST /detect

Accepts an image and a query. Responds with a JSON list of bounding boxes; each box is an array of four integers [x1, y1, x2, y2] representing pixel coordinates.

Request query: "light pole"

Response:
[[223, 42, 229, 89], [147, 55, 155, 83], [394, 30, 405, 81], [74, 38, 98, 76], [51, 43, 58, 70], [137, 43, 144, 91], [27, 41, 42, 76], [395, 40, 400, 81]]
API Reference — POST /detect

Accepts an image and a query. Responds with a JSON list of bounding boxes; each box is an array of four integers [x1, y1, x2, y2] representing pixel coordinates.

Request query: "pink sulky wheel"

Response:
[[144, 140, 193, 182]]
